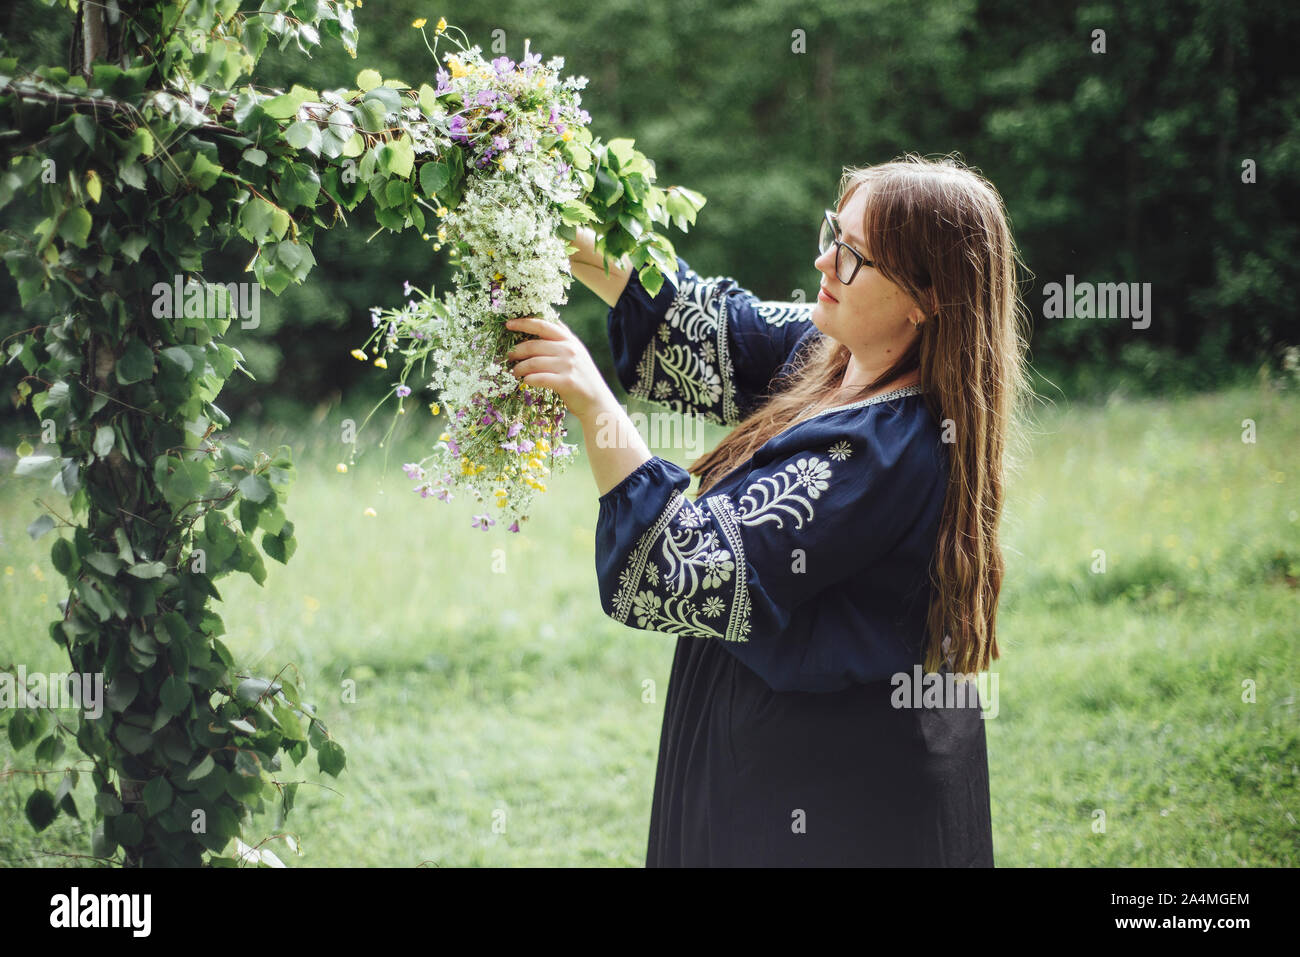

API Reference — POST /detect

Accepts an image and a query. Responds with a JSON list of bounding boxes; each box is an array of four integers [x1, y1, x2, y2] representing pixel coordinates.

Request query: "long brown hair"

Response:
[[688, 152, 1033, 676]]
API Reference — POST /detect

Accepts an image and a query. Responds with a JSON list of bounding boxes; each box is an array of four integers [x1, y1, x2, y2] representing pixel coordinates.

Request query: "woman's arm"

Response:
[[568, 226, 633, 308]]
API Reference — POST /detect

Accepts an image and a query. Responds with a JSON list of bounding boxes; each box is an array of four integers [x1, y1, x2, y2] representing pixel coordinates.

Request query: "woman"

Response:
[[504, 153, 1030, 866]]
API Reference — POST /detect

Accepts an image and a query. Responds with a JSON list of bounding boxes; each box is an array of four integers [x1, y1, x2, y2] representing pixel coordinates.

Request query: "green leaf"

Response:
[[125, 561, 167, 579], [115, 339, 155, 384], [188, 754, 216, 782], [105, 673, 139, 712], [260, 84, 316, 120], [14, 455, 61, 480], [160, 674, 192, 713], [419, 161, 450, 196], [378, 135, 414, 179], [238, 196, 281, 242], [27, 514, 55, 540], [115, 723, 153, 755], [120, 233, 148, 262], [59, 207, 93, 248], [83, 551, 123, 576], [418, 83, 439, 116], [50, 537, 74, 575], [235, 677, 279, 704], [187, 152, 223, 190], [317, 739, 346, 777], [92, 425, 116, 458], [8, 711, 34, 750], [242, 147, 267, 167], [354, 98, 387, 133], [356, 69, 382, 92], [160, 346, 194, 373], [273, 162, 320, 210], [143, 776, 173, 816], [74, 113, 97, 147], [25, 790, 58, 832], [284, 120, 323, 155]]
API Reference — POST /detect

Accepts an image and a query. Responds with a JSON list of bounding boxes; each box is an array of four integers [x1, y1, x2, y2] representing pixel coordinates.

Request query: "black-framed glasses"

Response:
[[818, 209, 874, 285]]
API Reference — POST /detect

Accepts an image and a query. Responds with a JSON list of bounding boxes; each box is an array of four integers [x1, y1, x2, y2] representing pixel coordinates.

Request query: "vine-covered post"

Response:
[[1, 0, 700, 866]]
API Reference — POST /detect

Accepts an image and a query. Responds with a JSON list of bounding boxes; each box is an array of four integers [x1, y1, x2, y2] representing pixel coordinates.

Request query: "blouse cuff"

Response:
[[596, 454, 689, 508]]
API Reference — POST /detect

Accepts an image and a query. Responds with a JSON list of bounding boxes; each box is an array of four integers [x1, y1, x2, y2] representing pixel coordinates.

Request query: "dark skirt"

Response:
[[645, 633, 994, 867]]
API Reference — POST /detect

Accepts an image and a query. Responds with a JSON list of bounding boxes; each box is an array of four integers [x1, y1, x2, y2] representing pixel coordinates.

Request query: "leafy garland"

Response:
[[0, 1, 701, 865]]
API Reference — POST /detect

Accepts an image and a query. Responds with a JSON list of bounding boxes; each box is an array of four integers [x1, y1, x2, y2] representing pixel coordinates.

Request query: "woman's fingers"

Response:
[[509, 355, 566, 380], [504, 315, 568, 341]]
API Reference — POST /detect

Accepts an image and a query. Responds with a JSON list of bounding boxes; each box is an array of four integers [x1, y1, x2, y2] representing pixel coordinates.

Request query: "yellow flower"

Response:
[[364, 507, 377, 517], [350, 348, 367, 361], [436, 17, 447, 34], [449, 56, 468, 78], [412, 18, 427, 29], [336, 463, 348, 473], [438, 226, 448, 241], [436, 205, 448, 217], [537, 77, 546, 88], [535, 438, 549, 454], [433, 243, 442, 251], [439, 432, 450, 442], [430, 402, 440, 415], [374, 356, 388, 369], [561, 129, 573, 142]]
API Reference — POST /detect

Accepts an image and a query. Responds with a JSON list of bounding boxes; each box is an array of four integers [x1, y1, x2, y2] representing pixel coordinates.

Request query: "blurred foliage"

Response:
[[3, 0, 1296, 425]]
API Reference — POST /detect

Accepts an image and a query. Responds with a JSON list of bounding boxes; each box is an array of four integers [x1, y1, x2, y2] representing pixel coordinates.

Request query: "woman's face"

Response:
[[811, 185, 927, 359]]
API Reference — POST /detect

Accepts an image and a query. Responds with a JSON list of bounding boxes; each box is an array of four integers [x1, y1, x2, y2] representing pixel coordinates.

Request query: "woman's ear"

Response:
[[910, 287, 937, 327]]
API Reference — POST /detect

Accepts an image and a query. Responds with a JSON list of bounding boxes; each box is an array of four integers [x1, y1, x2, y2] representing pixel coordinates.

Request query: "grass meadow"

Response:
[[2, 381, 1297, 866]]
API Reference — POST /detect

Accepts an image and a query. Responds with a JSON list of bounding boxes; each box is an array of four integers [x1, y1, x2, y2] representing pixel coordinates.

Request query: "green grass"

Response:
[[1, 383, 1297, 866]]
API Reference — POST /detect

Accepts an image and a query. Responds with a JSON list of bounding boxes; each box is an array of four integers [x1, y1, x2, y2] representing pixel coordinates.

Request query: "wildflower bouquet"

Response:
[[353, 18, 706, 532]]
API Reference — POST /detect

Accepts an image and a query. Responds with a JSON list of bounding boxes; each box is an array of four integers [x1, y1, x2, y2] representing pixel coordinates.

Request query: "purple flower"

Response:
[[437, 487, 453, 501], [488, 109, 506, 122], [549, 105, 559, 125], [522, 52, 542, 74], [403, 280, 414, 297], [554, 122, 566, 134], [517, 438, 535, 453], [491, 56, 515, 74], [370, 305, 382, 327], [508, 520, 520, 533], [520, 137, 536, 153], [447, 439, 460, 456], [449, 115, 470, 145], [475, 89, 498, 107], [419, 485, 432, 498], [471, 514, 496, 530], [493, 135, 509, 152], [576, 109, 591, 125], [555, 160, 571, 179], [499, 440, 519, 453], [403, 462, 424, 479], [507, 422, 523, 438], [436, 68, 451, 92], [396, 384, 412, 398]]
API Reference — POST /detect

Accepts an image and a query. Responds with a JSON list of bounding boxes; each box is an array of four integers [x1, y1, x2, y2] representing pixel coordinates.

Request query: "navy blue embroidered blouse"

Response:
[[595, 256, 951, 694]]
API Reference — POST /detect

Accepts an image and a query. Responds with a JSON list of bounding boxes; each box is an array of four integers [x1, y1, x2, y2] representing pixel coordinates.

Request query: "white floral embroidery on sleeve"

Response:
[[609, 447, 847, 643]]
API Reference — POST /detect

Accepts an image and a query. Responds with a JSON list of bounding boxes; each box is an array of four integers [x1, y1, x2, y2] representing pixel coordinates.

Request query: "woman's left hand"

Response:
[[504, 315, 614, 423]]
